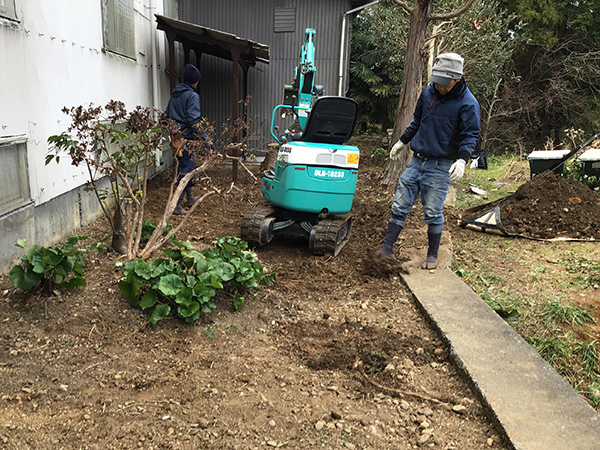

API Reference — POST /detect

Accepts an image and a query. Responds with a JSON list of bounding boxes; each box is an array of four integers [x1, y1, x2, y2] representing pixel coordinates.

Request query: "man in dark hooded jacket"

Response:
[[378, 53, 481, 269], [165, 64, 212, 215]]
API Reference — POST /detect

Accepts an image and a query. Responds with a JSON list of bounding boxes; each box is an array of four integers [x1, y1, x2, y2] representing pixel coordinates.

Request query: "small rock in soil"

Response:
[[418, 432, 432, 446], [420, 407, 434, 417], [452, 404, 467, 414]]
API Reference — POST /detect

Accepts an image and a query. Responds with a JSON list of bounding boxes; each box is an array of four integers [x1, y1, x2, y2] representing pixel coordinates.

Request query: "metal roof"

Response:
[[155, 14, 270, 67]]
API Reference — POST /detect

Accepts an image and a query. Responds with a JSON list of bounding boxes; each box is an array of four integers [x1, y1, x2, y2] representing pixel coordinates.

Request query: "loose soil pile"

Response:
[[0, 155, 509, 449], [499, 170, 600, 239]]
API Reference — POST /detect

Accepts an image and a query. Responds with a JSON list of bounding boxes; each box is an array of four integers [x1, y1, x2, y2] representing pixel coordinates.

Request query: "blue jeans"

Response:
[[390, 155, 452, 226]]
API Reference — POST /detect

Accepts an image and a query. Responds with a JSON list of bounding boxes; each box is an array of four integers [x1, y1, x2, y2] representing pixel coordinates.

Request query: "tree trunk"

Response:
[[260, 143, 279, 173], [111, 203, 128, 255], [380, 0, 432, 193]]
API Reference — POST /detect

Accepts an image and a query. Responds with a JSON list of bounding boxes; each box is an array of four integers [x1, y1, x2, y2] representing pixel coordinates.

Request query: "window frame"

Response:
[[0, 137, 31, 216], [101, 0, 136, 59], [0, 0, 17, 21]]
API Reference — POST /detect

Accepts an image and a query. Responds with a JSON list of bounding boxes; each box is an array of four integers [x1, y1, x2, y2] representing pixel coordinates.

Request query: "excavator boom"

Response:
[[282, 28, 317, 129]]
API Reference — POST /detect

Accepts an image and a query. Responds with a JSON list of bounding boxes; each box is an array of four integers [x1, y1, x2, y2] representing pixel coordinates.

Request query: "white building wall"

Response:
[[0, 0, 169, 205], [0, 0, 172, 271]]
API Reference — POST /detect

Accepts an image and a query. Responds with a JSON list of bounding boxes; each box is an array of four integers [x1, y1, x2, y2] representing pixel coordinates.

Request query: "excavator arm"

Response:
[[282, 28, 321, 129]]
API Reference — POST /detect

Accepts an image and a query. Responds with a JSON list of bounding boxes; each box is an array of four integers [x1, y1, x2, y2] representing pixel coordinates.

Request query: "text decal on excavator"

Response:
[[313, 169, 345, 179]]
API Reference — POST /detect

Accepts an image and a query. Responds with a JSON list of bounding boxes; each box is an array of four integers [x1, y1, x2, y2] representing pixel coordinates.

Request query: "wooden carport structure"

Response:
[[155, 14, 270, 180]]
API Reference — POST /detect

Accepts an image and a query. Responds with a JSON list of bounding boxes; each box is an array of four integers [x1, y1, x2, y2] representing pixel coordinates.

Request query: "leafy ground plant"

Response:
[[539, 297, 596, 327], [10, 237, 87, 295], [118, 236, 274, 327]]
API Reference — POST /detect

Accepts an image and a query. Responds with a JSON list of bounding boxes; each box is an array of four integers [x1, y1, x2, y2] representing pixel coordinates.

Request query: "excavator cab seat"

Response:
[[293, 96, 357, 144]]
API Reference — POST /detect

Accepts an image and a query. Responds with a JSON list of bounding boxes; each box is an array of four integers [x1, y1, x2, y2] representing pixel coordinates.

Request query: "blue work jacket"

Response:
[[400, 79, 480, 162], [165, 82, 208, 142], [165, 82, 209, 176]]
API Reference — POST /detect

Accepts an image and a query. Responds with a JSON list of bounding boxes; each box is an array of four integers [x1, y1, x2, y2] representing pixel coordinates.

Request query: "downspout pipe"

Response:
[[149, 0, 162, 167], [338, 0, 381, 96], [150, 0, 159, 116]]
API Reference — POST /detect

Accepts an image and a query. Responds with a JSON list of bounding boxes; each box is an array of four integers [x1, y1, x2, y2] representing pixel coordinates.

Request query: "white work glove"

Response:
[[449, 159, 466, 183], [389, 141, 406, 160]]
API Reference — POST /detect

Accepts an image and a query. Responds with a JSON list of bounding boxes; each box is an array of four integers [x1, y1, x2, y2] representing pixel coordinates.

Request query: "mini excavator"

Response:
[[241, 28, 360, 256]]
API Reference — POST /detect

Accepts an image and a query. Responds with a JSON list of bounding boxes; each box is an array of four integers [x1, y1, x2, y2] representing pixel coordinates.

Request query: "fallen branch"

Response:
[[222, 143, 258, 181], [354, 360, 449, 406]]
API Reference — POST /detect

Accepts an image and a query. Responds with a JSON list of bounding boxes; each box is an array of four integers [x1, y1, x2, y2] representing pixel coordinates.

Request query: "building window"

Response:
[[0, 138, 30, 216], [0, 0, 17, 21], [163, 0, 178, 19], [102, 0, 136, 59], [274, 7, 296, 33]]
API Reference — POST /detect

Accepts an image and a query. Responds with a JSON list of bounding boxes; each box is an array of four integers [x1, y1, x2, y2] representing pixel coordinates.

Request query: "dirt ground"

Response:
[[460, 168, 600, 240], [0, 141, 600, 450], [499, 170, 600, 239], [3, 146, 584, 450]]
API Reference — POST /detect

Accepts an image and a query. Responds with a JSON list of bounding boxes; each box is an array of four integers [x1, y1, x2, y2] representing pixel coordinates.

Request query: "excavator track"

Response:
[[241, 206, 277, 246], [309, 216, 352, 256], [242, 206, 353, 256]]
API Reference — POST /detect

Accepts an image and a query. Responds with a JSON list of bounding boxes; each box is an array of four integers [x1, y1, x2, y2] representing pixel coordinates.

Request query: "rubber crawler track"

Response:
[[311, 216, 352, 256], [240, 206, 276, 246]]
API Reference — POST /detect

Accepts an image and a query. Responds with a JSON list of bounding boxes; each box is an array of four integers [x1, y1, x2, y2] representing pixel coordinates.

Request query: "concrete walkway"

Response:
[[402, 264, 600, 449]]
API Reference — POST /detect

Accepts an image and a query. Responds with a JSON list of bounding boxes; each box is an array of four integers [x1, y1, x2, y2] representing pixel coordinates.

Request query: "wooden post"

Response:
[[231, 48, 241, 182], [242, 66, 249, 157]]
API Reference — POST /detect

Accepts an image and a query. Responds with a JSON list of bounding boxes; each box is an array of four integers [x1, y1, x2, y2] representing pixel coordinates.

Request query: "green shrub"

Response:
[[562, 160, 599, 191], [10, 237, 87, 295], [118, 236, 274, 327], [370, 147, 387, 157]]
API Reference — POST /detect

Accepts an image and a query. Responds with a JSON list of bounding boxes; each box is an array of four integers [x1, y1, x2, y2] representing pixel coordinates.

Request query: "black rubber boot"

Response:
[[379, 220, 404, 257], [173, 192, 187, 215], [185, 185, 198, 208], [422, 231, 442, 269]]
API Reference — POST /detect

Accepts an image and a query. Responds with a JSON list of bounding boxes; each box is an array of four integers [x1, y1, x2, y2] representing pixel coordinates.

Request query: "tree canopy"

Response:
[[349, 0, 600, 165]]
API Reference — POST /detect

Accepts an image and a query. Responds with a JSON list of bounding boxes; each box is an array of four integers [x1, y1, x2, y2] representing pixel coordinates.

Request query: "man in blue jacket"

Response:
[[379, 53, 480, 269], [165, 64, 212, 215]]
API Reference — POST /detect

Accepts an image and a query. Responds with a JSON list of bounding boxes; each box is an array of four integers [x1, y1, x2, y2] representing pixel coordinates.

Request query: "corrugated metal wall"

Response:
[[176, 0, 355, 152]]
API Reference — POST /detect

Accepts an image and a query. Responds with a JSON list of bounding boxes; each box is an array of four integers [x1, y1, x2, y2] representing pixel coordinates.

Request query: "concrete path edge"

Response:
[[401, 267, 600, 450]]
